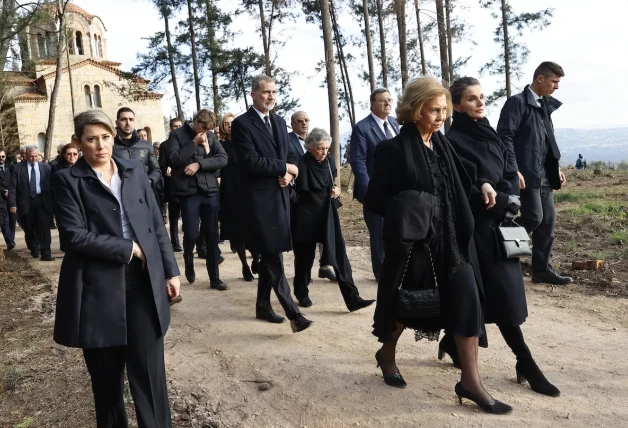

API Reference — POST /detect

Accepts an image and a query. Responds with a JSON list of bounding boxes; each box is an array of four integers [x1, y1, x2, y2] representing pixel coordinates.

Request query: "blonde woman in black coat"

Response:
[[52, 109, 180, 428], [443, 77, 559, 397]]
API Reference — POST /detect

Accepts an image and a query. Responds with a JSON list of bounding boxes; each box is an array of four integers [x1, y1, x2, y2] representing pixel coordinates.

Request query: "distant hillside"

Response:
[[556, 128, 628, 165]]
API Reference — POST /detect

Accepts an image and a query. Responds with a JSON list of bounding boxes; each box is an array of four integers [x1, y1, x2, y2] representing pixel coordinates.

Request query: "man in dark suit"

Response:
[[8, 145, 55, 261], [350, 88, 400, 281], [497, 61, 572, 285], [160, 118, 183, 251], [232, 75, 313, 333], [288, 110, 337, 283], [0, 150, 16, 250]]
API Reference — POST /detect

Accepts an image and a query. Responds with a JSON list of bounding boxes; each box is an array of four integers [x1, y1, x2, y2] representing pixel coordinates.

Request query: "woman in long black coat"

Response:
[[218, 112, 257, 281], [291, 127, 374, 312], [365, 77, 512, 414], [52, 109, 181, 428], [443, 77, 560, 397]]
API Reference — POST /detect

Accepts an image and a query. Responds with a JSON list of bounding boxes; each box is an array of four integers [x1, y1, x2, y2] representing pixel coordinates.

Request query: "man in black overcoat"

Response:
[[160, 118, 184, 251], [232, 75, 313, 333], [0, 150, 16, 250], [497, 61, 573, 285], [8, 146, 54, 261]]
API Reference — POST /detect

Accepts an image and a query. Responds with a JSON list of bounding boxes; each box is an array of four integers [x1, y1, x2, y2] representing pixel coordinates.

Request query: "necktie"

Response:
[[264, 115, 272, 134], [30, 163, 37, 198], [383, 121, 393, 139]]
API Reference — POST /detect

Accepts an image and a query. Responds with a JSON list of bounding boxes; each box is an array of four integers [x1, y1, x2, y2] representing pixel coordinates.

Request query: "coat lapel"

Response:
[[248, 107, 278, 150], [368, 115, 387, 142], [270, 113, 284, 158]]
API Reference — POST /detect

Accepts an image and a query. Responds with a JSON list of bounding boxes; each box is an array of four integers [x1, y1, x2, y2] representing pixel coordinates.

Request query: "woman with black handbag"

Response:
[[365, 77, 512, 414], [443, 77, 560, 397], [291, 128, 375, 312]]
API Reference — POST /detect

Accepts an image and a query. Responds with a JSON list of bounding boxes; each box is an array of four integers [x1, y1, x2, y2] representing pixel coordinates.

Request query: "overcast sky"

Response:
[[90, 0, 628, 135]]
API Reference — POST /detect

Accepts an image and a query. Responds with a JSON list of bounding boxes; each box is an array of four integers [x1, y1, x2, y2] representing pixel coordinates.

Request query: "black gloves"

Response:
[[503, 195, 521, 222]]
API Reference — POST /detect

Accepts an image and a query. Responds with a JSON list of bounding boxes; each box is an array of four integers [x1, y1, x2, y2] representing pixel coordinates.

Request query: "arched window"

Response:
[[98, 36, 103, 58], [37, 133, 46, 153], [84, 85, 92, 108], [37, 33, 46, 57], [76, 31, 84, 55], [93, 85, 102, 107]]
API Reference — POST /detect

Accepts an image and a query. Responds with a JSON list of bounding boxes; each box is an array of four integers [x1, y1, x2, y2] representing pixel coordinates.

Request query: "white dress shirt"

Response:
[[528, 87, 542, 107], [254, 107, 272, 130], [370, 112, 397, 138], [27, 161, 41, 195]]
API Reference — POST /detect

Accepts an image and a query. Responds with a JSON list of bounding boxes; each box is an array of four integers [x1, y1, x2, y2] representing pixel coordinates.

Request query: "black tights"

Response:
[[498, 324, 533, 361]]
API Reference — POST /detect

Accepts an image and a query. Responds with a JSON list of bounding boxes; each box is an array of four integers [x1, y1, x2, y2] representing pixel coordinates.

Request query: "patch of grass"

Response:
[[611, 230, 628, 244], [554, 191, 601, 203], [563, 201, 627, 220], [0, 364, 25, 394]]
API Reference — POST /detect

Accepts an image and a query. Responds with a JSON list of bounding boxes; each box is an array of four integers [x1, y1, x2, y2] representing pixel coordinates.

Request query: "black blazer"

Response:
[[8, 161, 53, 215], [51, 156, 180, 349], [232, 107, 297, 254], [288, 131, 306, 157], [0, 164, 10, 195]]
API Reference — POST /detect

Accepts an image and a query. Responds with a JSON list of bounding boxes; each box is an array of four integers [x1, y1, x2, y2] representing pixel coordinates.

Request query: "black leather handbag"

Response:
[[394, 245, 440, 319], [497, 220, 532, 259]]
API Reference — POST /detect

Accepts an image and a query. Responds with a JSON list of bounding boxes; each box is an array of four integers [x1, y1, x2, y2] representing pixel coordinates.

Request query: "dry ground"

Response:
[[2, 168, 628, 427]]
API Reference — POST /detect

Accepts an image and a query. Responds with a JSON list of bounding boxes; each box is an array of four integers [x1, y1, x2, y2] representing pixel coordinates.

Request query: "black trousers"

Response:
[[293, 241, 360, 308], [517, 186, 555, 273], [167, 198, 180, 248], [82, 260, 171, 428], [363, 205, 385, 280], [257, 252, 300, 320], [21, 195, 52, 254], [180, 193, 220, 282], [1, 208, 16, 245]]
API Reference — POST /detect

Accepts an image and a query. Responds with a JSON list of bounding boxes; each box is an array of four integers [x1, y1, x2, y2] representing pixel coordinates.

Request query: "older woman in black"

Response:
[[52, 110, 180, 428], [442, 77, 560, 397], [365, 77, 511, 414], [291, 128, 375, 312], [218, 112, 258, 281], [51, 142, 79, 174]]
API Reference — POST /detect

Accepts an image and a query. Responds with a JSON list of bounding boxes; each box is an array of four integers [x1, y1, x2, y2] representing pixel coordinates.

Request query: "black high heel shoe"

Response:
[[454, 382, 513, 414], [438, 334, 461, 369], [516, 359, 560, 397], [375, 350, 407, 388]]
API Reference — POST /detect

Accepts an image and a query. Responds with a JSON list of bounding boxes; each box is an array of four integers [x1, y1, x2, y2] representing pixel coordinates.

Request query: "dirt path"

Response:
[[9, 229, 628, 428]]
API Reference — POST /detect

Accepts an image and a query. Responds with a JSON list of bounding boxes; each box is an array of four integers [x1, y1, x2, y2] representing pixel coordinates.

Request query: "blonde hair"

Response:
[[395, 77, 452, 126], [74, 109, 116, 140], [218, 112, 235, 141]]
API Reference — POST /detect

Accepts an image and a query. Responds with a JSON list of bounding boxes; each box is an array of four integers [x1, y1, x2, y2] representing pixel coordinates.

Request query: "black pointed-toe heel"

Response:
[[516, 359, 560, 397], [438, 335, 461, 369], [375, 350, 407, 388], [454, 382, 513, 415]]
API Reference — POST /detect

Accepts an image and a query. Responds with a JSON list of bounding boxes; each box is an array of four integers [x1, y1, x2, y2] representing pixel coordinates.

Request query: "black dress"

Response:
[[447, 111, 528, 326], [366, 126, 485, 343]]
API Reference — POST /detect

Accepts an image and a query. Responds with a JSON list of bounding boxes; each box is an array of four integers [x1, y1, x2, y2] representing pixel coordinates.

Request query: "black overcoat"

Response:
[[218, 139, 245, 241], [231, 107, 297, 254], [52, 156, 180, 349], [447, 114, 528, 326], [8, 161, 53, 215]]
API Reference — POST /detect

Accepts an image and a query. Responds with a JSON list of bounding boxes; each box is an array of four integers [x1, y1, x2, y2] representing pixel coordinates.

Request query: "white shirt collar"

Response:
[[253, 107, 271, 124], [91, 159, 118, 180], [370, 112, 387, 127], [528, 86, 542, 103]]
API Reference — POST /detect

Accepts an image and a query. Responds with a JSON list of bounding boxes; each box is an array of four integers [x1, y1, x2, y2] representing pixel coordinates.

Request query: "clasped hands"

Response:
[[132, 241, 180, 300], [278, 163, 299, 187]]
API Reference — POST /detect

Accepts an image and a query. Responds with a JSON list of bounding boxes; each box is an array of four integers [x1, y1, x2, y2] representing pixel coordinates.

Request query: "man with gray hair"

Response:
[[232, 74, 313, 333], [350, 88, 400, 281], [288, 110, 337, 283], [8, 145, 54, 260], [49, 142, 67, 172]]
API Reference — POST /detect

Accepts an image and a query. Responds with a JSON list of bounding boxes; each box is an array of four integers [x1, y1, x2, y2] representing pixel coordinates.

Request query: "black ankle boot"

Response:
[[438, 334, 461, 369], [183, 242, 196, 284], [516, 358, 560, 397]]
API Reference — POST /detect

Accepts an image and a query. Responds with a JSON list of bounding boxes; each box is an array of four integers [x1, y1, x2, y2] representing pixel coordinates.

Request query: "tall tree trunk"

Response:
[[445, 0, 454, 83], [501, 0, 511, 97], [187, 0, 201, 111], [362, 0, 376, 91], [163, 1, 184, 119], [319, 0, 340, 179], [204, 0, 220, 115], [414, 0, 426, 75], [0, 0, 17, 68], [257, 0, 272, 76], [330, 1, 355, 126], [375, 0, 387, 88], [65, 30, 75, 117], [394, 0, 408, 88], [435, 0, 449, 87]]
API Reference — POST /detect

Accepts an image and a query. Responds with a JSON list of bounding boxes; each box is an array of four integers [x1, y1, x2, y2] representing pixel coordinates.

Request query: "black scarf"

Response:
[[450, 111, 500, 143], [298, 152, 333, 194]]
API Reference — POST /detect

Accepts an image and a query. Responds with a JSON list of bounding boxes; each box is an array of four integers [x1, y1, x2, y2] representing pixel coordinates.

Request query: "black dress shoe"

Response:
[[516, 358, 561, 397], [318, 268, 337, 282], [297, 296, 313, 308], [347, 298, 375, 312], [7, 243, 15, 251], [197, 249, 207, 259], [218, 255, 225, 265], [455, 382, 513, 414], [243, 267, 255, 282], [532, 269, 573, 285], [185, 267, 196, 284], [251, 257, 260, 275], [290, 314, 313, 333], [375, 350, 407, 388], [256, 311, 285, 323], [172, 245, 183, 252], [210, 280, 228, 291], [31, 250, 40, 259], [40, 255, 55, 262]]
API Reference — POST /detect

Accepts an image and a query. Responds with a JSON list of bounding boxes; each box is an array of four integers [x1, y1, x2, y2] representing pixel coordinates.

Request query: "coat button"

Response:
[[112, 208, 117, 211], [148, 228, 152, 233], [139, 198, 144, 203]]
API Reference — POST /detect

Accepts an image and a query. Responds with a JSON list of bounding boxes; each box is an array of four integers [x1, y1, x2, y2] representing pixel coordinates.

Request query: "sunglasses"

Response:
[[66, 153, 79, 157], [0, 156, 5, 159]]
